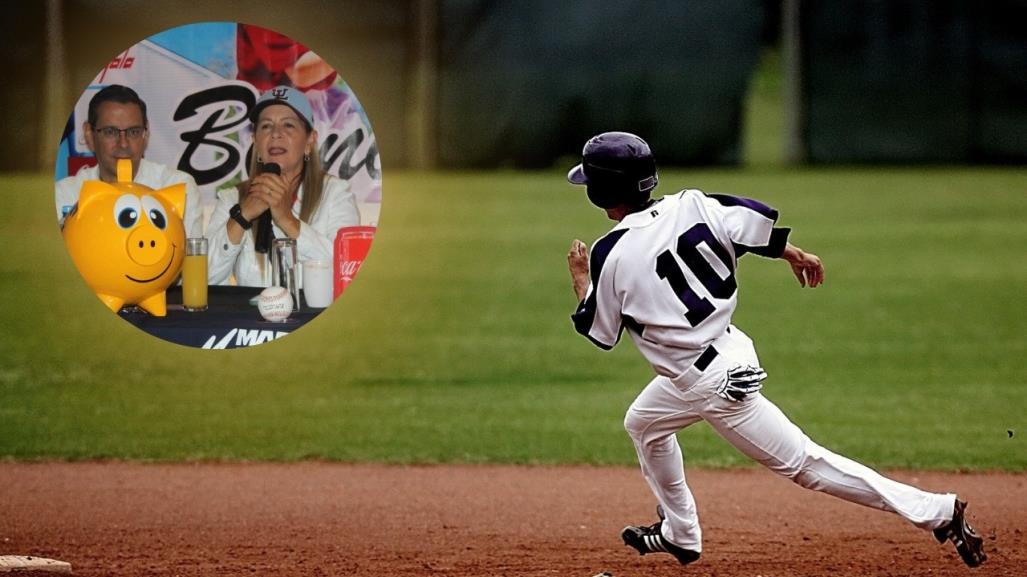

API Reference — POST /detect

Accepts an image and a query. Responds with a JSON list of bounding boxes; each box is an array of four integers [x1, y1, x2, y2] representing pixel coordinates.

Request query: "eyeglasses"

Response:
[[94, 126, 147, 141]]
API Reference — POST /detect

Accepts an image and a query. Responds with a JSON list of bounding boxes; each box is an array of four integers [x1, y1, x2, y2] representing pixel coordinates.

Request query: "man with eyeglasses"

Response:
[[55, 84, 201, 237]]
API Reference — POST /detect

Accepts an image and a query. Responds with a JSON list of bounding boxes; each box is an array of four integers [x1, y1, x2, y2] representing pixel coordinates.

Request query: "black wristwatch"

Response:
[[229, 203, 253, 230]]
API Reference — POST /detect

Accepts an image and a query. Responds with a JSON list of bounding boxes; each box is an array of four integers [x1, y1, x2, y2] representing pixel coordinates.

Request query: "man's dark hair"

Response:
[[87, 84, 148, 128]]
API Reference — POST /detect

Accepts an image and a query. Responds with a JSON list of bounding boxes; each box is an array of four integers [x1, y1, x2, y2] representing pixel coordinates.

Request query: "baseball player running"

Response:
[[565, 132, 986, 568]]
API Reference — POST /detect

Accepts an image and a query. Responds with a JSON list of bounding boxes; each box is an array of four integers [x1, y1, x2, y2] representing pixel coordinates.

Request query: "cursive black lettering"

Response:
[[173, 85, 256, 186]]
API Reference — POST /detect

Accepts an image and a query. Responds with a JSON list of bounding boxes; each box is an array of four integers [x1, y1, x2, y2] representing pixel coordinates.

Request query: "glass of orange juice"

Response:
[[183, 238, 208, 312]]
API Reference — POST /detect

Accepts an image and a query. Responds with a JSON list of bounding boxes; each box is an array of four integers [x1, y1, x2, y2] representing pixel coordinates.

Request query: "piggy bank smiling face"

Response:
[[63, 159, 186, 316]]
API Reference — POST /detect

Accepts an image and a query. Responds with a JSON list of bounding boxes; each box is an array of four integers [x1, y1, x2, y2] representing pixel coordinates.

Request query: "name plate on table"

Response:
[[118, 286, 321, 349], [200, 327, 291, 349]]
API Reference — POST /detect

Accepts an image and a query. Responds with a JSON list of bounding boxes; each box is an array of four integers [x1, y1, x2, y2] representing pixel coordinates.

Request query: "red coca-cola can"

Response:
[[334, 226, 376, 298]]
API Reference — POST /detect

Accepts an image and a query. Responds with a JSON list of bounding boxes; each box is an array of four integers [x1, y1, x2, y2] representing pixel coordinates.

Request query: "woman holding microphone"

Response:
[[207, 85, 359, 287]]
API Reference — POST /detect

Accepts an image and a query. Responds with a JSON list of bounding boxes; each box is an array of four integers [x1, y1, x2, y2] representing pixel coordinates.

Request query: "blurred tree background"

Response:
[[3, 0, 1025, 175]]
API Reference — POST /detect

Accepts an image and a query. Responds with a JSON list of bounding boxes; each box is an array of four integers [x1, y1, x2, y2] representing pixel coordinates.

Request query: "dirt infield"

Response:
[[1, 463, 1023, 576]]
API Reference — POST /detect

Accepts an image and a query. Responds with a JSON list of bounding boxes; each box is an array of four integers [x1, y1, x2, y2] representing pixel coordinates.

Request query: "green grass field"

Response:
[[1, 166, 1025, 469]]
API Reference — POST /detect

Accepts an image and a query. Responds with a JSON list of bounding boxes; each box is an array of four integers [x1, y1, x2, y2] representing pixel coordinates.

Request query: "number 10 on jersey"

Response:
[[655, 223, 737, 326]]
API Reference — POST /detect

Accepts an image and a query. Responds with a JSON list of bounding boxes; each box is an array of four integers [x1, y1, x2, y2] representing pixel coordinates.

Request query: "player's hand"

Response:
[[568, 239, 589, 274], [716, 365, 767, 402], [782, 243, 824, 288], [568, 239, 590, 301]]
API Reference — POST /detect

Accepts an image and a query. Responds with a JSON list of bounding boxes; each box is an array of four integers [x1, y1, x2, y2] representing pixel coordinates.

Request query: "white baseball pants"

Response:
[[624, 326, 955, 552]]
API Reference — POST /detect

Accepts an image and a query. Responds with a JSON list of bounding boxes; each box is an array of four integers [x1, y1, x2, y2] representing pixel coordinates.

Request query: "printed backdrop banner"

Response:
[[55, 22, 381, 228]]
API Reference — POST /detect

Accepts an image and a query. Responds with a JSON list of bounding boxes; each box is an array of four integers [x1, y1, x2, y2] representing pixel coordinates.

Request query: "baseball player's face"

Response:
[[254, 104, 317, 177], [83, 101, 148, 184]]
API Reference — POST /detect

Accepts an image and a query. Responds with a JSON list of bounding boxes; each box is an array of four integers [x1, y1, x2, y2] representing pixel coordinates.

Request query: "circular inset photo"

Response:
[[53, 22, 381, 349]]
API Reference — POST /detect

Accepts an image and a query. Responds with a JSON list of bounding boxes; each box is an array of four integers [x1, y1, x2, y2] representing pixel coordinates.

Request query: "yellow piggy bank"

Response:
[[63, 159, 186, 316]]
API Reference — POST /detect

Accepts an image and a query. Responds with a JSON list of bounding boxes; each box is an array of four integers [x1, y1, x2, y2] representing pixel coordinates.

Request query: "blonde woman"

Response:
[[207, 85, 359, 286]]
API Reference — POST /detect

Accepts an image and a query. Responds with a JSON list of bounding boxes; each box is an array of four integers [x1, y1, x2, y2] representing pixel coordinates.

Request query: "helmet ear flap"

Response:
[[587, 183, 651, 209], [586, 184, 619, 209], [583, 163, 633, 208]]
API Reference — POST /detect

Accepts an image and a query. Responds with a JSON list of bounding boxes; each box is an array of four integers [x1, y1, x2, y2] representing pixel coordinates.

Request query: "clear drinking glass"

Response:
[[183, 238, 208, 312], [271, 238, 300, 312]]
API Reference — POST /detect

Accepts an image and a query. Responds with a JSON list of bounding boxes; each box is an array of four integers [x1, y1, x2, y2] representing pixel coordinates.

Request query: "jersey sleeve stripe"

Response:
[[622, 313, 645, 336], [733, 227, 791, 258], [571, 229, 629, 349], [580, 332, 615, 351], [707, 193, 780, 222], [588, 229, 629, 286]]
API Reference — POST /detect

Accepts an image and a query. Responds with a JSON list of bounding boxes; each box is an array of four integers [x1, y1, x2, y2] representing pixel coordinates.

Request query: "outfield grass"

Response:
[[1, 168, 1025, 468]]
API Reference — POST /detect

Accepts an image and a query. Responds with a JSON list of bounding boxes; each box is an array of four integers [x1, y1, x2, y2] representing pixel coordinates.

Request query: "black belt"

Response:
[[694, 345, 719, 372]]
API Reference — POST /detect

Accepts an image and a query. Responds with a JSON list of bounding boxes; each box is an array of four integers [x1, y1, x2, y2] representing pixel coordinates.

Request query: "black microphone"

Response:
[[254, 162, 280, 254]]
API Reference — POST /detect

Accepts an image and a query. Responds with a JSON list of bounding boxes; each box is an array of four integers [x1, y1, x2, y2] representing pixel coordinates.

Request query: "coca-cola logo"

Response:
[[338, 260, 362, 280]]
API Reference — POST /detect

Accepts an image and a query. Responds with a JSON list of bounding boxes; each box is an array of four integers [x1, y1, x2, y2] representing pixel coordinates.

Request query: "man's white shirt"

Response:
[[55, 158, 203, 238], [572, 189, 790, 378]]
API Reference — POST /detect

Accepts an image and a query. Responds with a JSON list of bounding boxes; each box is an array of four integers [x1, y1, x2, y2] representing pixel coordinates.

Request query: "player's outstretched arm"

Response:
[[781, 242, 824, 288], [568, 239, 590, 300]]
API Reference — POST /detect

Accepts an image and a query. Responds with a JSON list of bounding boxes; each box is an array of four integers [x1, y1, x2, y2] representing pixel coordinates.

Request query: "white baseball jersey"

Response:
[[572, 189, 790, 378]]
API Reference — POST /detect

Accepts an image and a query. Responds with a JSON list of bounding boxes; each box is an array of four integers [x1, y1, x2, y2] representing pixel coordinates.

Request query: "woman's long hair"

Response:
[[238, 127, 327, 265]]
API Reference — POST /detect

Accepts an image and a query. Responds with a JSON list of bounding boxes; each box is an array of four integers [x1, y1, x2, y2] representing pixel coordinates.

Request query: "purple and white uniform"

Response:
[[573, 189, 788, 377], [573, 189, 955, 553]]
